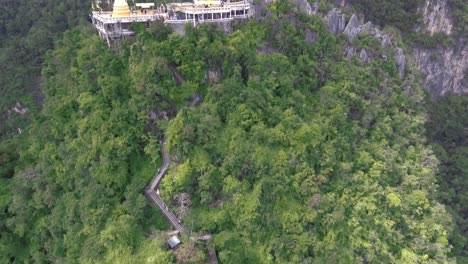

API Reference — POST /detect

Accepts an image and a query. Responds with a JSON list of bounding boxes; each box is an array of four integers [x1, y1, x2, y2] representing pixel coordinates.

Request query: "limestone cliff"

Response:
[[421, 0, 453, 35], [325, 10, 407, 79], [311, 0, 467, 99], [413, 0, 467, 99], [252, 0, 466, 99], [413, 39, 467, 98]]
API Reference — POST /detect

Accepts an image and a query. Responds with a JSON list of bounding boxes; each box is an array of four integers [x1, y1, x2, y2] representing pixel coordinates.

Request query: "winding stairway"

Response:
[[144, 139, 185, 233]]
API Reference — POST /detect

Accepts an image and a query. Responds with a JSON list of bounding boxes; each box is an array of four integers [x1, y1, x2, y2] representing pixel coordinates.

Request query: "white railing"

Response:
[[172, 3, 250, 13], [91, 2, 250, 27], [165, 17, 234, 23], [92, 11, 165, 23]]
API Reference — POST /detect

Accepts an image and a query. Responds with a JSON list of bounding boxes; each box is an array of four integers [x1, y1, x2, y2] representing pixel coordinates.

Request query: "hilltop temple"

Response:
[[91, 0, 251, 45]]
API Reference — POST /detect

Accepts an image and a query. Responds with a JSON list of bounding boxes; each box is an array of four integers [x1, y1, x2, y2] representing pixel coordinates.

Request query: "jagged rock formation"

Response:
[[422, 0, 453, 35], [252, 0, 466, 98], [413, 0, 467, 99], [326, 11, 407, 78], [395, 48, 406, 79], [295, 0, 317, 15], [413, 42, 468, 98], [359, 49, 369, 63], [343, 14, 359, 39], [327, 9, 345, 34], [323, 0, 466, 98]]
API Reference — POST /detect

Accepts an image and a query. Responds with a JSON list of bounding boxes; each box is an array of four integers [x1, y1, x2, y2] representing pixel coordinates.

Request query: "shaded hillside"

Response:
[[0, 0, 464, 263], [0, 0, 89, 139]]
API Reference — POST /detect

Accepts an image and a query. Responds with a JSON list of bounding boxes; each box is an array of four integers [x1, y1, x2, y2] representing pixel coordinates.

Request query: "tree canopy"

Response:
[[0, 1, 464, 263]]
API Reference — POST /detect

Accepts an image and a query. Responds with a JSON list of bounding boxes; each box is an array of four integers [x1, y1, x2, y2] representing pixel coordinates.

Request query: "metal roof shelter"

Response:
[[167, 235, 181, 249]]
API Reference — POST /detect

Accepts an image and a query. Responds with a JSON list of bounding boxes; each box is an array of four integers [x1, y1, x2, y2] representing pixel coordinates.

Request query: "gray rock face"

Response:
[[345, 46, 356, 58], [395, 48, 406, 78], [422, 0, 453, 35], [413, 43, 468, 99], [327, 9, 345, 35], [324, 10, 405, 77], [360, 22, 374, 34], [318, 0, 466, 97], [343, 14, 360, 39], [359, 49, 369, 63], [305, 28, 317, 44], [295, 0, 315, 15], [409, 0, 467, 98]]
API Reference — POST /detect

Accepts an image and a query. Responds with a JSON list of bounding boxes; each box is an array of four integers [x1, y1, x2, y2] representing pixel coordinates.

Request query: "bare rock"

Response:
[[345, 46, 356, 58], [413, 43, 468, 99], [422, 0, 453, 35], [295, 0, 314, 15], [360, 21, 374, 34], [343, 14, 360, 39], [305, 28, 317, 44], [327, 8, 345, 35], [359, 49, 370, 63], [396, 48, 406, 78]]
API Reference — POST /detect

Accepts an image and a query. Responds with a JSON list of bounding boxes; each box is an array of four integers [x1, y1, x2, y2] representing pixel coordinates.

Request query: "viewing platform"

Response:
[[91, 0, 251, 45], [92, 11, 166, 24], [165, 1, 250, 24]]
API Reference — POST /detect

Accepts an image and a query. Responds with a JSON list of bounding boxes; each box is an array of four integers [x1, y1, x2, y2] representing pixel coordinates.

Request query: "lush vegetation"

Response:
[[0, 25, 176, 262], [348, 0, 424, 33], [448, 0, 468, 37], [426, 95, 468, 261], [0, 0, 466, 263], [0, 0, 89, 139]]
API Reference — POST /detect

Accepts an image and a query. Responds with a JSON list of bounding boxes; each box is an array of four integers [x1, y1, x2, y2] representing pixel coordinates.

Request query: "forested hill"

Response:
[[0, 0, 466, 263], [0, 6, 456, 264]]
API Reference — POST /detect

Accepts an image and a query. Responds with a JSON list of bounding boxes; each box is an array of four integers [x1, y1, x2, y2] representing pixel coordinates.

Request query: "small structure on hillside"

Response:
[[167, 235, 181, 249], [91, 0, 251, 46]]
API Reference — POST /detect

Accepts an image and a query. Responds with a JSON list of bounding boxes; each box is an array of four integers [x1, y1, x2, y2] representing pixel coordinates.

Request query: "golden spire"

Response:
[[112, 0, 131, 17]]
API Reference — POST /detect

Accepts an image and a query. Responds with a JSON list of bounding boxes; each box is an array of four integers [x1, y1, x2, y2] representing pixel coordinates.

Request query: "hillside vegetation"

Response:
[[1, 3, 457, 262], [0, 0, 89, 139], [0, 0, 466, 263]]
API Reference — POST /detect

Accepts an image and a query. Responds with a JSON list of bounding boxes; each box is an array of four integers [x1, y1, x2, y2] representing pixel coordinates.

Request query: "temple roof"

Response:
[[112, 0, 131, 17]]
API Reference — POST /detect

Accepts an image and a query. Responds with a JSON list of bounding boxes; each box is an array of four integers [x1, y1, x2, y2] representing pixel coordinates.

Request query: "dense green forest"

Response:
[[0, 0, 466, 263], [0, 0, 89, 139], [426, 96, 468, 260]]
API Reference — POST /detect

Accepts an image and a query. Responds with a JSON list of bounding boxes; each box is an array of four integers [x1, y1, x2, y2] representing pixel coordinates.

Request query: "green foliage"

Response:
[[448, 0, 468, 36], [0, 27, 180, 262], [426, 95, 468, 258], [0, 140, 19, 179], [408, 32, 454, 49], [0, 0, 89, 139], [349, 0, 424, 33], [0, 2, 461, 263], [157, 12, 452, 263]]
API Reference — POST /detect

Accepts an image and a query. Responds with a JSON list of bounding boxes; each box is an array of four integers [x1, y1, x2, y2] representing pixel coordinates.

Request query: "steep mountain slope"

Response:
[[0, 0, 466, 263]]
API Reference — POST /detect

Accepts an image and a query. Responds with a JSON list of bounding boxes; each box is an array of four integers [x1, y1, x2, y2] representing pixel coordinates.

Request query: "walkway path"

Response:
[[143, 96, 218, 263], [145, 188, 184, 232], [148, 140, 171, 190], [145, 139, 185, 233]]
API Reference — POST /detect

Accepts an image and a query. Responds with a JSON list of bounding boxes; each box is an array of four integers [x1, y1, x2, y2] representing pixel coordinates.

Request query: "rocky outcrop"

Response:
[[295, 0, 317, 15], [321, 0, 466, 97], [253, 0, 466, 98], [343, 14, 359, 39], [327, 9, 345, 35], [412, 0, 467, 98], [422, 0, 453, 35], [326, 11, 407, 78], [359, 49, 369, 63], [413, 42, 468, 99], [396, 48, 406, 79]]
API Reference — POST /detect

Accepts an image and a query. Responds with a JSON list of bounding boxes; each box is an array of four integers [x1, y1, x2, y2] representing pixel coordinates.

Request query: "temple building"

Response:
[[91, 0, 251, 45]]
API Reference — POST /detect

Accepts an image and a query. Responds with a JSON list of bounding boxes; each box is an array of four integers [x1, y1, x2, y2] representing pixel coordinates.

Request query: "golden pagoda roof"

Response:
[[112, 0, 131, 17]]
